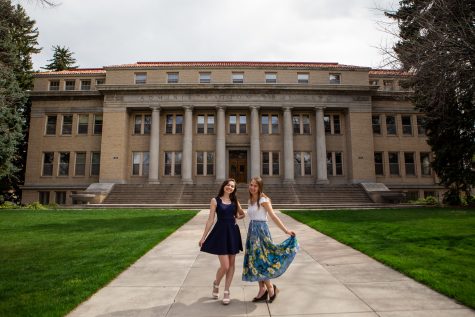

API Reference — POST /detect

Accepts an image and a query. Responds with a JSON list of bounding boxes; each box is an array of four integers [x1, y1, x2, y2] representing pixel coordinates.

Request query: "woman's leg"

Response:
[[263, 280, 274, 297], [215, 255, 230, 286], [223, 254, 236, 291], [255, 281, 266, 297]]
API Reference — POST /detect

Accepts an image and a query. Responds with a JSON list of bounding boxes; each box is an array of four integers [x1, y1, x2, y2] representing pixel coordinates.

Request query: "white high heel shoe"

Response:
[[212, 281, 219, 299], [222, 290, 230, 305]]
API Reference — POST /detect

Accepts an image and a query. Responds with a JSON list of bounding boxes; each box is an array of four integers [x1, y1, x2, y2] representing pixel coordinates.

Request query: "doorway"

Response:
[[229, 150, 247, 184]]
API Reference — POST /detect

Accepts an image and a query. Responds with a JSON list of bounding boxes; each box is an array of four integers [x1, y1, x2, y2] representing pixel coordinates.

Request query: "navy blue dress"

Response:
[[200, 197, 243, 255]]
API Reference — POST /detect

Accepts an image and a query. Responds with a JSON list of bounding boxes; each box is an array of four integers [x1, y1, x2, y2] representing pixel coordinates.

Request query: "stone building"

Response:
[[22, 62, 440, 205]]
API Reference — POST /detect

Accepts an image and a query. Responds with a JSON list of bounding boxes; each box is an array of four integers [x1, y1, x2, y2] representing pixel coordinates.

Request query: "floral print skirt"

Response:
[[242, 220, 299, 282]]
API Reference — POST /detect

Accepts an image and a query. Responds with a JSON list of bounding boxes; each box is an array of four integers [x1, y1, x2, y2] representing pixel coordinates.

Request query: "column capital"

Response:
[[216, 105, 226, 111], [183, 105, 194, 111], [150, 106, 161, 111], [283, 106, 294, 112], [249, 105, 260, 111], [314, 106, 326, 111]]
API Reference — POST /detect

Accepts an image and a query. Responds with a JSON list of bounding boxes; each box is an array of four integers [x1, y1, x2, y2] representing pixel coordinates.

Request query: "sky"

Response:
[[20, 0, 399, 71]]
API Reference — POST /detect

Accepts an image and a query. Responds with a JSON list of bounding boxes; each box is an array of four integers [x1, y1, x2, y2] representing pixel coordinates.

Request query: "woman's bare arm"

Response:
[[235, 201, 246, 219], [262, 201, 295, 236]]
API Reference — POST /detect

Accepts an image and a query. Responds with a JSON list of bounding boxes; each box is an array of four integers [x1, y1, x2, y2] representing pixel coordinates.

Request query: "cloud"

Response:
[[21, 0, 399, 70]]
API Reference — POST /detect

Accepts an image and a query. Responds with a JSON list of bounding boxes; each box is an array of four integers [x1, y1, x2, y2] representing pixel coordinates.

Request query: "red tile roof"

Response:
[[106, 61, 368, 70], [369, 69, 412, 76], [36, 68, 106, 76]]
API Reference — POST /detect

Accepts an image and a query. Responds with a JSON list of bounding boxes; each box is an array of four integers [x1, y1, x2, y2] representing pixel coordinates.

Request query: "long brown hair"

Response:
[[217, 178, 238, 214], [249, 176, 269, 208]]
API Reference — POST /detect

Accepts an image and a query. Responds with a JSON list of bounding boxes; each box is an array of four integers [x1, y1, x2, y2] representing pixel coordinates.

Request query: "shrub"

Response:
[[443, 189, 462, 206], [24, 202, 47, 210], [0, 201, 19, 209], [411, 196, 440, 206]]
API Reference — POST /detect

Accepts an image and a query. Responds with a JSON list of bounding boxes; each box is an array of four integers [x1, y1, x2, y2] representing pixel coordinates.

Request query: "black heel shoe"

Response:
[[252, 290, 268, 302], [268, 285, 278, 303]]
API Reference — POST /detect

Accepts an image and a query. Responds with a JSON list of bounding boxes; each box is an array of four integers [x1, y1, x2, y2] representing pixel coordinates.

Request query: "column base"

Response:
[[215, 178, 226, 184], [182, 179, 193, 184], [283, 179, 295, 184], [148, 179, 160, 184], [316, 179, 330, 185]]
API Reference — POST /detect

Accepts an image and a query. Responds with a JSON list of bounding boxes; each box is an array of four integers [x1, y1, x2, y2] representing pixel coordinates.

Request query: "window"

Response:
[[370, 79, 379, 86], [65, 80, 75, 90], [196, 151, 214, 175], [401, 115, 412, 135], [78, 114, 89, 134], [386, 115, 397, 135], [327, 152, 343, 176], [294, 152, 311, 176], [49, 80, 60, 91], [199, 72, 211, 83], [75, 152, 86, 176], [207, 115, 215, 134], [39, 191, 49, 204], [374, 152, 384, 175], [265, 73, 277, 83], [292, 114, 310, 134], [404, 152, 415, 176], [59, 152, 70, 176], [232, 73, 244, 84], [197, 114, 214, 134], [134, 114, 151, 134], [333, 115, 340, 134], [405, 191, 419, 202], [372, 115, 381, 135], [424, 191, 438, 199], [62, 115, 73, 135], [165, 114, 183, 134], [417, 116, 426, 136], [167, 72, 179, 83], [95, 79, 105, 85], [229, 114, 246, 134], [297, 73, 309, 84], [42, 152, 54, 176], [132, 152, 149, 176], [329, 73, 341, 84], [135, 73, 147, 84], [383, 80, 394, 91], [262, 152, 279, 176], [388, 152, 399, 175], [80, 80, 91, 91], [91, 152, 100, 176], [93, 114, 102, 134], [55, 191, 66, 204], [46, 115, 57, 135], [164, 152, 182, 176], [324, 115, 331, 134], [261, 114, 279, 134], [420, 152, 431, 176]]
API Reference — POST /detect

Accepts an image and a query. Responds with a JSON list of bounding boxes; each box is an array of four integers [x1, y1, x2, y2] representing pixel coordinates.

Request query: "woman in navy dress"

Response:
[[199, 178, 245, 305]]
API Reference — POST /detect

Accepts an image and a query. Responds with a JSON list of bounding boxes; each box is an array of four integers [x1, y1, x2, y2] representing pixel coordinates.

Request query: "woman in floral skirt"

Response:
[[242, 176, 299, 303]]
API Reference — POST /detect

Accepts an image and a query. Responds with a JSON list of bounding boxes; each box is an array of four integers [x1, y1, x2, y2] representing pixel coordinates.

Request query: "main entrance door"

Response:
[[229, 150, 247, 184]]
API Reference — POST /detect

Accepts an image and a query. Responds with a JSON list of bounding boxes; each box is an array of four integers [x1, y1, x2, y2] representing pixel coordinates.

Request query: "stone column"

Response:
[[182, 106, 193, 184], [250, 105, 261, 177], [148, 106, 160, 183], [215, 106, 226, 183], [283, 106, 295, 184], [315, 106, 329, 184]]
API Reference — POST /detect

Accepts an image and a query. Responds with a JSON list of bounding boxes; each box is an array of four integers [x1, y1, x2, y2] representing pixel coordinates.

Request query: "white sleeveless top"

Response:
[[247, 197, 269, 221]]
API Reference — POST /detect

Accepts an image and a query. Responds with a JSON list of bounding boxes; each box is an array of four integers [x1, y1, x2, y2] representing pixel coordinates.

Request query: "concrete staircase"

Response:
[[99, 183, 379, 209]]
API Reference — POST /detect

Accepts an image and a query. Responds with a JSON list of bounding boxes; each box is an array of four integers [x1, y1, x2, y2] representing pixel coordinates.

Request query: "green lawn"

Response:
[[0, 209, 197, 317], [283, 208, 475, 309]]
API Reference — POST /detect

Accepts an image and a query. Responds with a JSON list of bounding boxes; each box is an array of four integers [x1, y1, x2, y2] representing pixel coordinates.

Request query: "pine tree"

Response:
[[43, 45, 78, 71], [0, 0, 40, 203], [386, 0, 475, 204]]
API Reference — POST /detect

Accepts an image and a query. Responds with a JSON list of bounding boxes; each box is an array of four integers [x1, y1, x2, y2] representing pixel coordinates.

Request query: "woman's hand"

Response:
[[285, 230, 296, 237], [198, 238, 205, 247]]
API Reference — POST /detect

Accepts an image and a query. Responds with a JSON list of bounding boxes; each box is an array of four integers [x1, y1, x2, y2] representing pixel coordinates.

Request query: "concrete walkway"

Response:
[[68, 210, 475, 317]]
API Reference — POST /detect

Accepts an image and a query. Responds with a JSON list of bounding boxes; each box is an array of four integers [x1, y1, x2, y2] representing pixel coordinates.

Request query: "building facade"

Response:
[[22, 62, 440, 205]]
